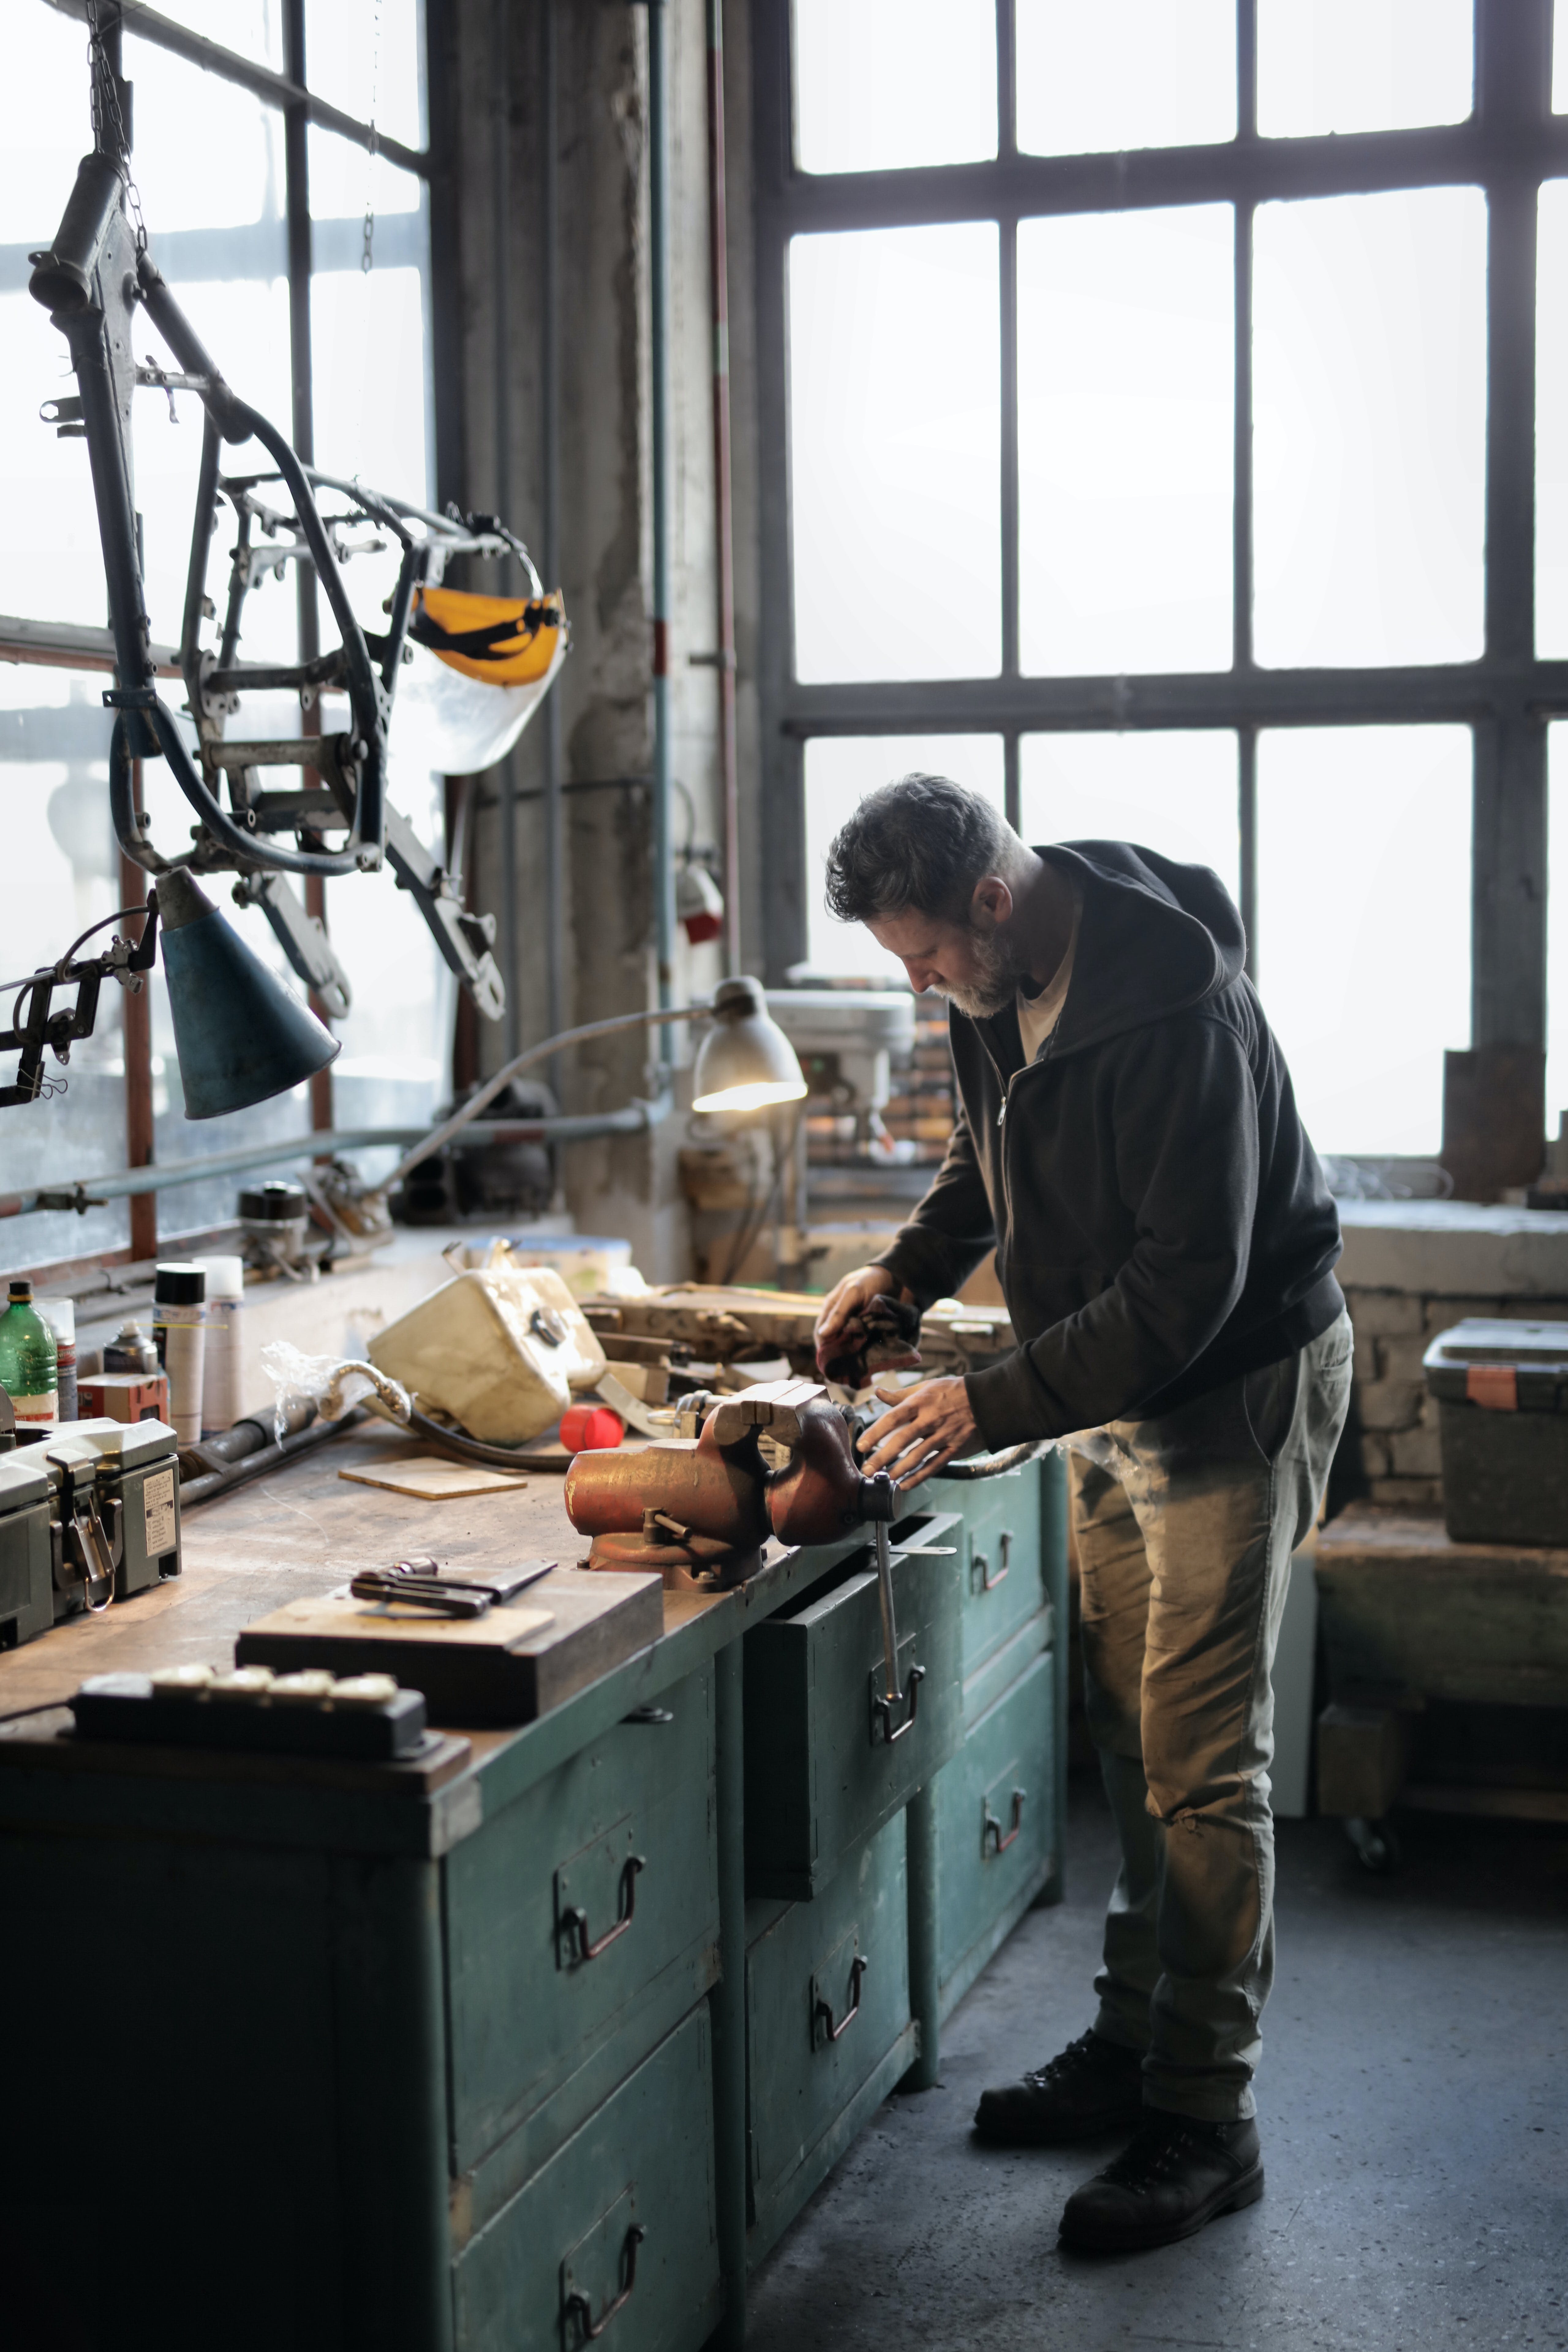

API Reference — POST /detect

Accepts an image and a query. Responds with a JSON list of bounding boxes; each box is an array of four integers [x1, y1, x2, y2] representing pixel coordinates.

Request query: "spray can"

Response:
[[38, 1298, 77, 1422], [105, 1320, 160, 1375], [152, 1263, 207, 1445], [194, 1255, 245, 1435]]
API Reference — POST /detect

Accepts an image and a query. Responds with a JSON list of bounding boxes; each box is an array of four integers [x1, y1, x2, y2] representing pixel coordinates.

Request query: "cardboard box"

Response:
[[78, 1371, 170, 1426]]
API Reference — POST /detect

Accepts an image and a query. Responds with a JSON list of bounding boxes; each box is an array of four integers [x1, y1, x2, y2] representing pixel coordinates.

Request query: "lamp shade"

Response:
[[156, 867, 341, 1120], [692, 976, 808, 1114]]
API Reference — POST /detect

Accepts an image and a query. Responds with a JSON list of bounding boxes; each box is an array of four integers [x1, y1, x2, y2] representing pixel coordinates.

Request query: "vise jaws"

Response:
[[563, 1378, 893, 1589]]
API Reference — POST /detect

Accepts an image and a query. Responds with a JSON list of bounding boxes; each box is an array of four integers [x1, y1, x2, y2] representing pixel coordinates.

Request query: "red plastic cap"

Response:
[[560, 1403, 625, 1453]]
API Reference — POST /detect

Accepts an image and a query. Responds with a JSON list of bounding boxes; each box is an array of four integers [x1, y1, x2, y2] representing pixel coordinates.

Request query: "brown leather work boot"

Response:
[[972, 2030, 1146, 2146]]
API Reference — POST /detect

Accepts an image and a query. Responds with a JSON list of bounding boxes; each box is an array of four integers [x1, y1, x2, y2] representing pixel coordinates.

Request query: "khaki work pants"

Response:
[[1070, 1312, 1354, 2122]]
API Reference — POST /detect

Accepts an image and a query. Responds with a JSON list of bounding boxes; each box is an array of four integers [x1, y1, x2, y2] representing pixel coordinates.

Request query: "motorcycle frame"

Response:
[[29, 151, 534, 1024]]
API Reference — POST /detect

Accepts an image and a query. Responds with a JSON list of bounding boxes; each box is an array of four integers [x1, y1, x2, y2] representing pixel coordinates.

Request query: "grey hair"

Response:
[[823, 773, 1022, 928]]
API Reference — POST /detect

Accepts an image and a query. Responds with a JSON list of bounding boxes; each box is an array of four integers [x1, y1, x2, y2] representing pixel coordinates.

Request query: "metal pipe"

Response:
[[704, 0, 741, 974], [179, 1407, 367, 1510], [381, 998, 703, 1191], [42, 0, 430, 177], [541, 0, 565, 1054], [0, 1105, 671, 1221], [873, 1518, 902, 1709], [492, 0, 520, 1067], [647, 0, 676, 1048], [282, 0, 334, 1139], [119, 754, 156, 1261]]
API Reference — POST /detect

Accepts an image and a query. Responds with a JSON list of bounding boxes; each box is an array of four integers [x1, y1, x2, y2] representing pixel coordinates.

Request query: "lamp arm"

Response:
[[383, 1002, 706, 1193]]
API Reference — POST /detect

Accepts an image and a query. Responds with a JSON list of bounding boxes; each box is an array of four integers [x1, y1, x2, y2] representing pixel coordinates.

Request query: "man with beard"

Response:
[[813, 772, 1351, 2256]]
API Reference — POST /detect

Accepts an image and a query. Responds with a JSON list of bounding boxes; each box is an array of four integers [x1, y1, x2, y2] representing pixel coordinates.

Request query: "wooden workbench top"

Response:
[[0, 1422, 603, 1724]]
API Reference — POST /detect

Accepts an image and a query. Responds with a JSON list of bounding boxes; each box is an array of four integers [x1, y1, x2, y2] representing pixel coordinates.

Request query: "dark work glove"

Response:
[[816, 1292, 924, 1389]]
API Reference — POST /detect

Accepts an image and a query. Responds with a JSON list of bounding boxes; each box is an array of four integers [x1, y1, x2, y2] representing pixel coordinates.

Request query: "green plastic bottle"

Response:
[[0, 1278, 58, 1427]]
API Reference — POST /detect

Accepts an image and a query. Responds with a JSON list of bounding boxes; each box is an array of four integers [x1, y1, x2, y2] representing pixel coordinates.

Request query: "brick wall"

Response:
[[1344, 1283, 1568, 1509]]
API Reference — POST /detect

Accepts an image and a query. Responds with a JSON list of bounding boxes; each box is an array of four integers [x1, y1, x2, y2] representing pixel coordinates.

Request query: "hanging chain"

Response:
[[362, 0, 384, 274], [85, 0, 147, 254]]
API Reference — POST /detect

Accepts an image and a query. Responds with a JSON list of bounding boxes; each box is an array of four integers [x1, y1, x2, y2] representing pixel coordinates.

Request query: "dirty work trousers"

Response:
[[1069, 1312, 1354, 2121]]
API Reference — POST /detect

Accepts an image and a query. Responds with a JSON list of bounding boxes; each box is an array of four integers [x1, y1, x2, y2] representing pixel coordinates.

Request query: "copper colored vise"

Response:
[[563, 1379, 889, 1588]]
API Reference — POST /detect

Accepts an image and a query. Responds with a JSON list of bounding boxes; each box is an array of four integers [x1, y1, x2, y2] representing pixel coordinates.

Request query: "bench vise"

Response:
[[564, 1379, 894, 1589]]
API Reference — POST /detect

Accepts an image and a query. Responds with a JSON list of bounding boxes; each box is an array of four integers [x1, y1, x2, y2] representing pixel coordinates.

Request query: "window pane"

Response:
[[1537, 183, 1568, 655], [793, 0, 996, 174], [1017, 0, 1235, 158], [1257, 726, 1470, 1156], [1257, 0, 1472, 138], [1253, 188, 1486, 669], [306, 0, 426, 154], [790, 227, 1000, 683], [1555, 2, 1568, 113], [803, 737, 1005, 977], [327, 767, 454, 1172], [310, 140, 432, 648], [1019, 732, 1239, 903], [1018, 206, 1233, 677], [126, 32, 289, 235], [0, 668, 130, 1266]]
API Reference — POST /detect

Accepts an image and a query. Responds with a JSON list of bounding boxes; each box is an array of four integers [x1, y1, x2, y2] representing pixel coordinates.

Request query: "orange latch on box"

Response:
[[1465, 1363, 1519, 1411]]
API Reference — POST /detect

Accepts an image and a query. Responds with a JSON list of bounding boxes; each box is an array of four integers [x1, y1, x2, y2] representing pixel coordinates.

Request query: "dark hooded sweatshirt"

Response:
[[873, 842, 1345, 1448]]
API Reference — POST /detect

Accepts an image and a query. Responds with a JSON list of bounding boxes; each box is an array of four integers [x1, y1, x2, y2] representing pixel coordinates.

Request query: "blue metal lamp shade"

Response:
[[156, 868, 341, 1119]]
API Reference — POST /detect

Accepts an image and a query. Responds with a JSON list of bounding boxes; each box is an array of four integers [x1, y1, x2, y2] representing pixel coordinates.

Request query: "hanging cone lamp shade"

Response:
[[156, 868, 341, 1120]]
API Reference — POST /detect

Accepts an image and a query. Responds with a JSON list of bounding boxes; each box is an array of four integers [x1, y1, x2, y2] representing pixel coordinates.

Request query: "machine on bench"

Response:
[[0, 1396, 181, 1647]]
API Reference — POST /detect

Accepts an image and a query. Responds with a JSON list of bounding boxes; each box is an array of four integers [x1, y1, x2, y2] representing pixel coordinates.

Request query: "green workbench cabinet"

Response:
[[0, 1825, 450, 2352], [922, 1459, 1049, 1697], [741, 1520, 964, 1900], [744, 1807, 917, 2267], [451, 2003, 722, 2352], [444, 1661, 720, 2218], [934, 1636, 1058, 2021]]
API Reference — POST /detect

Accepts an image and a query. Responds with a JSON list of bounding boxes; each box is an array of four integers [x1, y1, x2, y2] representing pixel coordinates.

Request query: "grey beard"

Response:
[[930, 925, 1028, 1021]]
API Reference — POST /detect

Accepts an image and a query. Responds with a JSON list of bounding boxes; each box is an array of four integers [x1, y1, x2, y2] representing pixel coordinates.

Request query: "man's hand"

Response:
[[814, 1262, 896, 1349], [857, 1374, 978, 1491]]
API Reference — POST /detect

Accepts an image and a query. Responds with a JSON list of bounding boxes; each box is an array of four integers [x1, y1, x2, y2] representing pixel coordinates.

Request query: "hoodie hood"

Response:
[[1000, 839, 1246, 1061], [872, 834, 1342, 1441]]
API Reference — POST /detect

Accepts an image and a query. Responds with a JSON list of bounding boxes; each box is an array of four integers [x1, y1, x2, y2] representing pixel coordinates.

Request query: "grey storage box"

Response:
[[43, 1417, 181, 1616], [0, 1452, 54, 1648], [1423, 1320, 1568, 1546]]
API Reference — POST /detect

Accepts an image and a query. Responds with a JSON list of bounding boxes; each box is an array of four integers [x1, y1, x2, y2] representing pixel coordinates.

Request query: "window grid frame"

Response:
[[755, 0, 1564, 1047]]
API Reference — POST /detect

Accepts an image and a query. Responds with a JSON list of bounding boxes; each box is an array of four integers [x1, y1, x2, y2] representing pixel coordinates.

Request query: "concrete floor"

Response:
[[747, 1776, 1568, 2352]]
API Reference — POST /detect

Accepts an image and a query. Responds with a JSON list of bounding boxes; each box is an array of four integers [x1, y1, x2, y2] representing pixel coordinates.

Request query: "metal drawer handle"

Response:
[[983, 1788, 1026, 1856], [872, 1664, 925, 1745], [561, 1856, 645, 1963], [564, 2222, 646, 2342], [972, 1529, 1012, 1593], [815, 1953, 869, 2046]]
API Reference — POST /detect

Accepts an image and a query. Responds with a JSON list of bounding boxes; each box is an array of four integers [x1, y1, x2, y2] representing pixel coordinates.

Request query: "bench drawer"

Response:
[[746, 1808, 916, 2265], [445, 1662, 718, 2180], [743, 1533, 963, 1899], [925, 1454, 1061, 1694], [453, 2004, 720, 2352], [936, 1642, 1057, 2019]]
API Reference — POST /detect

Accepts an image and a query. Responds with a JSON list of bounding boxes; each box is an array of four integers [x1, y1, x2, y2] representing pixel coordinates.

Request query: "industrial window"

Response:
[[1, 0, 447, 1271], [756, 1, 1568, 1174]]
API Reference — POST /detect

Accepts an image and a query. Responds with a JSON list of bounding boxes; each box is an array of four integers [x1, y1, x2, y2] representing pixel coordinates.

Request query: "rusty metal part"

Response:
[[566, 1377, 891, 1587]]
